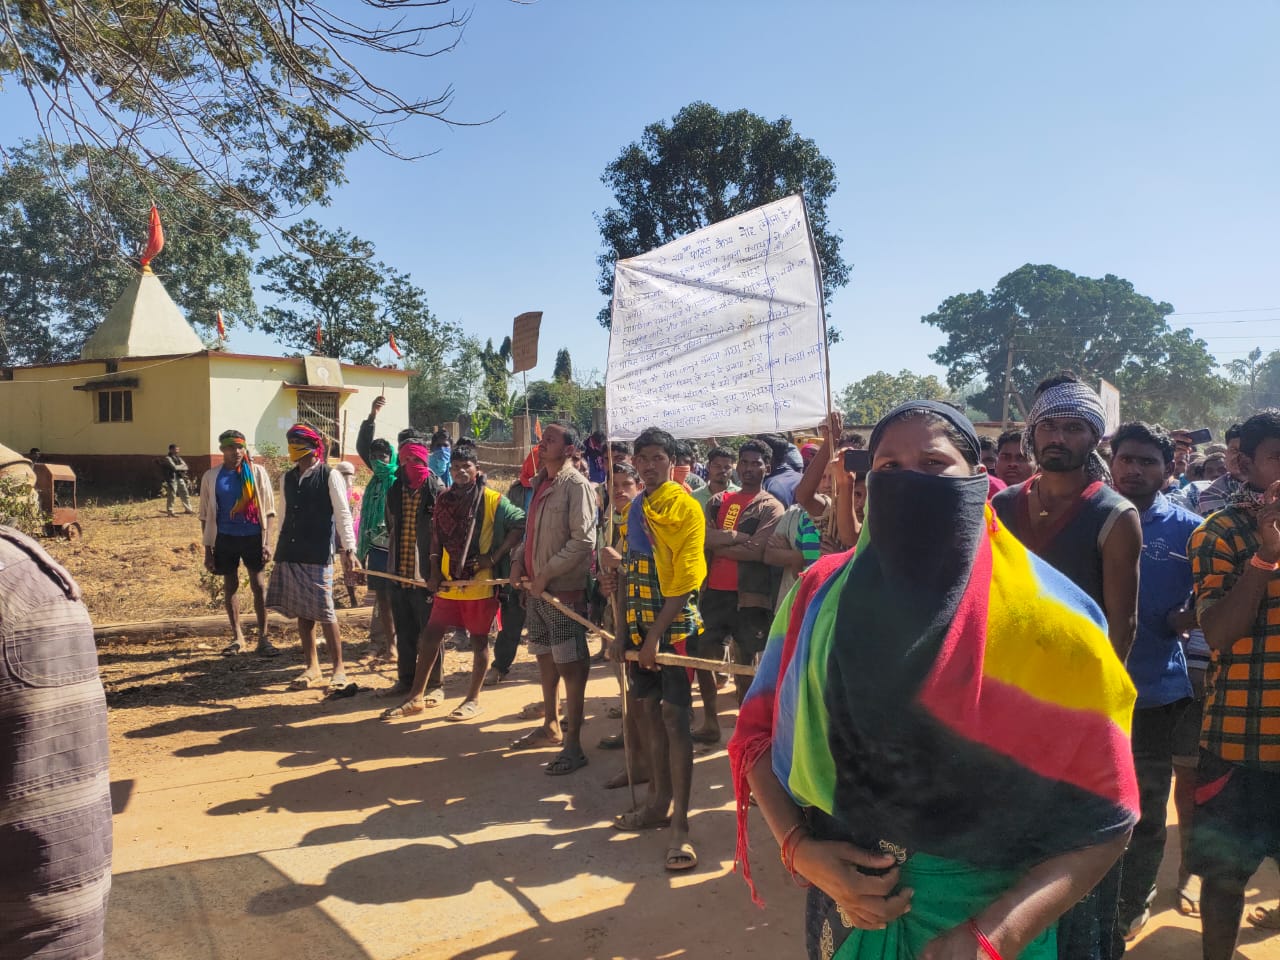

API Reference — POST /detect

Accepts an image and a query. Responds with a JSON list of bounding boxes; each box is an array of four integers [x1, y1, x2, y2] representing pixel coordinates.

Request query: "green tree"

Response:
[[258, 220, 455, 366], [923, 264, 1228, 425], [479, 337, 513, 409], [839, 370, 949, 424], [553, 348, 573, 383], [595, 101, 849, 341], [1244, 350, 1280, 413], [410, 335, 485, 433], [1, 0, 472, 232], [0, 140, 257, 365], [1228, 347, 1266, 412]]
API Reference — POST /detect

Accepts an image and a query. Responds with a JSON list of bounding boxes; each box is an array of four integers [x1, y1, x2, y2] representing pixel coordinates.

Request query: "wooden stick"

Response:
[[363, 570, 510, 590], [622, 649, 758, 677]]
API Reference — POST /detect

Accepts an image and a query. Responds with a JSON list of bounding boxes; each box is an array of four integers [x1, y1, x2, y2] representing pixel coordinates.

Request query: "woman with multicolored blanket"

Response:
[[728, 401, 1139, 960]]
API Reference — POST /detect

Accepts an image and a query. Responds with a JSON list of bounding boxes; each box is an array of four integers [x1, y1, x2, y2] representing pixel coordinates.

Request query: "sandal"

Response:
[[483, 669, 508, 687], [598, 732, 624, 750], [612, 808, 671, 831], [1248, 905, 1280, 930], [289, 671, 322, 690], [328, 673, 350, 690], [424, 687, 445, 708], [510, 728, 563, 751], [690, 727, 722, 745], [255, 639, 281, 658], [665, 842, 698, 872], [221, 640, 246, 657], [325, 682, 360, 700], [380, 699, 425, 720], [606, 705, 623, 720], [545, 750, 589, 776], [519, 702, 546, 720], [446, 701, 483, 722], [1177, 874, 1200, 917]]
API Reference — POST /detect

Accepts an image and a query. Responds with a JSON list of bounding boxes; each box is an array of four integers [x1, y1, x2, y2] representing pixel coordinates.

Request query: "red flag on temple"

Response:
[[315, 322, 324, 349], [140, 205, 164, 268], [389, 333, 403, 358], [216, 310, 226, 340]]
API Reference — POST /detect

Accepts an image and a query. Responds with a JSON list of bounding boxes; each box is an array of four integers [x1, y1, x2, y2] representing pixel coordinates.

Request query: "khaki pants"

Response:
[[165, 478, 191, 514]]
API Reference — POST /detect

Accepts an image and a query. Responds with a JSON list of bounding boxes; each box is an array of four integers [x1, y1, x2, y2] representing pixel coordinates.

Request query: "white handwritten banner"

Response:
[[606, 194, 829, 441]]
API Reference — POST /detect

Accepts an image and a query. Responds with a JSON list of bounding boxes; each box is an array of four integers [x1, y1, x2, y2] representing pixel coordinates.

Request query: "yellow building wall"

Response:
[[0, 354, 212, 458], [206, 355, 410, 458]]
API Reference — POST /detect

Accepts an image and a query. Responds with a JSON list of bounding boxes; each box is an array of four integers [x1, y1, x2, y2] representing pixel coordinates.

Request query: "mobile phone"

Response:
[[843, 448, 871, 473], [1187, 428, 1212, 445]]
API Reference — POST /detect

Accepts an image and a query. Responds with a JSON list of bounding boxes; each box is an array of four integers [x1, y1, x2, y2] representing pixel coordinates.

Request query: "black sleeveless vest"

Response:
[[275, 465, 335, 565]]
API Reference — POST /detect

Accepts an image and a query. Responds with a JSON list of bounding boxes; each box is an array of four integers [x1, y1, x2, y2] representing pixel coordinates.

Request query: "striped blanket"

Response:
[[728, 469, 1139, 906]]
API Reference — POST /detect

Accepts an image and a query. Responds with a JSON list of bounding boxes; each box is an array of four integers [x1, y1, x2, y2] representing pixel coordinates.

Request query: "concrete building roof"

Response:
[[80, 268, 206, 360]]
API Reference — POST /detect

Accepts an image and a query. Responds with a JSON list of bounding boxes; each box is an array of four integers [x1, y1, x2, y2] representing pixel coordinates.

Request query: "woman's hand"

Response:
[[792, 838, 913, 930]]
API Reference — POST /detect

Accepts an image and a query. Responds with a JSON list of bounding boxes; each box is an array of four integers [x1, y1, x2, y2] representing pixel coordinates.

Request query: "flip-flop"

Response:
[[221, 640, 245, 657], [255, 640, 281, 658], [606, 705, 623, 720], [424, 687, 445, 708], [665, 842, 698, 872], [289, 672, 322, 690], [519, 702, 546, 720], [598, 732, 624, 750], [690, 728, 722, 745], [510, 728, 563, 751], [1248, 905, 1280, 930], [380, 700, 425, 720], [1177, 875, 1201, 917], [613, 809, 671, 831], [483, 669, 509, 687], [325, 682, 360, 700], [545, 750, 589, 776], [446, 701, 483, 722]]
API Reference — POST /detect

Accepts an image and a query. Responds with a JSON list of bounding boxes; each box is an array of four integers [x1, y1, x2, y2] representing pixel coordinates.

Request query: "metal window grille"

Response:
[[296, 391, 339, 454]]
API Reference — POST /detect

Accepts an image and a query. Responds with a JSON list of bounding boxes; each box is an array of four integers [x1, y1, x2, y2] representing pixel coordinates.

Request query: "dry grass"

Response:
[[44, 464, 525, 626]]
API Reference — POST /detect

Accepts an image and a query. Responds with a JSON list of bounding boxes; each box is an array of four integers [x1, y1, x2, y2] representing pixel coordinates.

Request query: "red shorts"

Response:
[[428, 595, 499, 637]]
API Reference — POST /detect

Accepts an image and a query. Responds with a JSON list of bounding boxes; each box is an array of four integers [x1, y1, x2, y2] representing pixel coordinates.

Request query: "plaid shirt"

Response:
[[396, 485, 423, 579], [1190, 505, 1280, 770]]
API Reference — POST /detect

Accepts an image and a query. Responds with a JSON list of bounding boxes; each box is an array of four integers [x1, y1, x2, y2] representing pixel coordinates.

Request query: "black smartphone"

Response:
[[1187, 428, 1212, 445], [843, 448, 871, 473]]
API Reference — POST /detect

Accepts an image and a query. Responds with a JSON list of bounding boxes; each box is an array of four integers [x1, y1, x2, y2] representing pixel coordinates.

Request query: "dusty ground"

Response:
[[42, 498, 1280, 959]]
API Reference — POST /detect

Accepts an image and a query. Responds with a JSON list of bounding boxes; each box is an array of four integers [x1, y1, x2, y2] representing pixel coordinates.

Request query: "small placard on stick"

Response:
[[511, 311, 542, 374]]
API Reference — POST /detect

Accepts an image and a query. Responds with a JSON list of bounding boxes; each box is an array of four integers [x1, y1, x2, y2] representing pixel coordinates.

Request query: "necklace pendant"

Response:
[[1039, 509, 1050, 517]]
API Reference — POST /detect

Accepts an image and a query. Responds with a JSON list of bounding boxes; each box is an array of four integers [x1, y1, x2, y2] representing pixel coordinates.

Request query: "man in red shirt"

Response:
[[690, 439, 785, 743]]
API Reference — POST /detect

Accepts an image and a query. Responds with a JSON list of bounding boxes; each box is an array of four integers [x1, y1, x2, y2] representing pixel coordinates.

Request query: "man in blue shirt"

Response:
[[198, 429, 280, 657], [1110, 421, 1201, 942], [757, 433, 801, 508]]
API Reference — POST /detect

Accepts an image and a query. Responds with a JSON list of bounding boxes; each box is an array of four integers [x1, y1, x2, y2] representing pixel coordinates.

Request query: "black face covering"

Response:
[[863, 468, 990, 591]]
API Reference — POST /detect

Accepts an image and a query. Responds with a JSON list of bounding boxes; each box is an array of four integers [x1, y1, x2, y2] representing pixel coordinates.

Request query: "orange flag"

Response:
[[315, 322, 324, 349], [533, 416, 543, 441], [140, 205, 164, 268], [389, 333, 403, 358], [215, 310, 226, 340]]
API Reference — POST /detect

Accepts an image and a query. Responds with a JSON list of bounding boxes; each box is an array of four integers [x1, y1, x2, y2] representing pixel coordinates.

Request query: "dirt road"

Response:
[[99, 633, 1280, 960]]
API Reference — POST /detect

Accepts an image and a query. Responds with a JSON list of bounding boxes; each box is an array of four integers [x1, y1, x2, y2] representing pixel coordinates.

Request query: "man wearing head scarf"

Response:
[[267, 423, 358, 690], [992, 374, 1141, 960], [198, 429, 279, 657], [375, 430, 447, 703]]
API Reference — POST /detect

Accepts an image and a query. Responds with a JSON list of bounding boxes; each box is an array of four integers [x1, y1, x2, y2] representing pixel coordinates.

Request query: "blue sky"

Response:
[[7, 1, 1280, 390]]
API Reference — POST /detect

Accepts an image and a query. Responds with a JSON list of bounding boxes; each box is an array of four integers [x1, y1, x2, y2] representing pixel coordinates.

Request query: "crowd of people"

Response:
[[7, 377, 1280, 960]]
